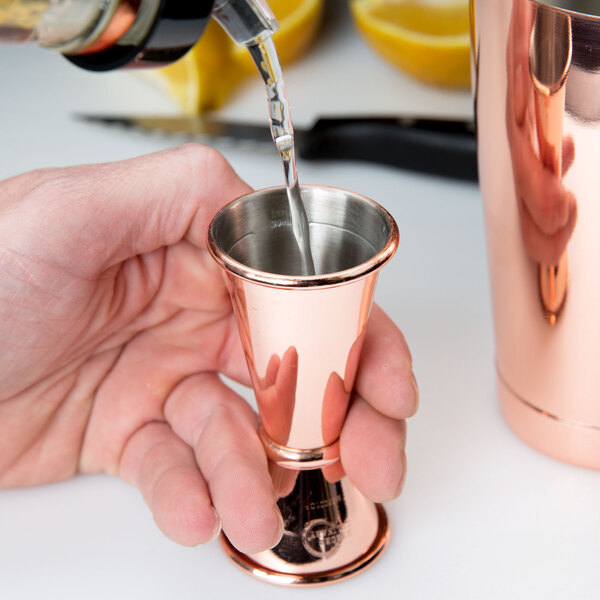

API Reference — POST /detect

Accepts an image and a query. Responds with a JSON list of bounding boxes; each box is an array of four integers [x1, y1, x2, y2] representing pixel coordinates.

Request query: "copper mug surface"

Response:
[[472, 0, 600, 468], [207, 184, 398, 585]]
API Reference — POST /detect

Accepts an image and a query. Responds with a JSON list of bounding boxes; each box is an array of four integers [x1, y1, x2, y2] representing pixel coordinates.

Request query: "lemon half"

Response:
[[350, 0, 471, 88], [150, 0, 324, 114]]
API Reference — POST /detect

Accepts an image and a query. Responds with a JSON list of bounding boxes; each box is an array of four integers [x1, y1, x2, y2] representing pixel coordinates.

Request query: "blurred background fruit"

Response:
[[349, 0, 470, 88], [146, 0, 324, 114]]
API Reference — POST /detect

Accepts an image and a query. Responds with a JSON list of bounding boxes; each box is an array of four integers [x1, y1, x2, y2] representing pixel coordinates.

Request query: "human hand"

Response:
[[0, 144, 417, 554]]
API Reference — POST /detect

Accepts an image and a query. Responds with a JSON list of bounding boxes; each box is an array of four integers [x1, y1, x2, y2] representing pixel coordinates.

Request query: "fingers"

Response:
[[340, 396, 407, 503], [355, 304, 418, 420], [119, 421, 219, 546], [337, 305, 412, 501], [118, 306, 414, 545], [1, 144, 252, 275], [102, 144, 252, 255], [164, 374, 283, 554]]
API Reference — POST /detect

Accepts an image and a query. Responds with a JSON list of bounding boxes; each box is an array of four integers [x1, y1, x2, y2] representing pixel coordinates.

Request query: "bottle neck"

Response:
[[0, 0, 139, 52], [0, 0, 279, 71], [0, 0, 216, 70]]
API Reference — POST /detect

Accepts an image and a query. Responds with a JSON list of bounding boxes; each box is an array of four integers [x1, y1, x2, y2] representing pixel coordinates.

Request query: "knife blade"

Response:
[[77, 114, 478, 182]]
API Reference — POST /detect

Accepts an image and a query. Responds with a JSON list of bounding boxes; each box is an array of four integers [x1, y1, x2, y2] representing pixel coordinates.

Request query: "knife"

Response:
[[77, 114, 478, 182]]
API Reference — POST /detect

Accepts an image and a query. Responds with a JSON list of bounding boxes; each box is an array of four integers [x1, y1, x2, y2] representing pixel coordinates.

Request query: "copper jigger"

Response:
[[207, 184, 399, 586]]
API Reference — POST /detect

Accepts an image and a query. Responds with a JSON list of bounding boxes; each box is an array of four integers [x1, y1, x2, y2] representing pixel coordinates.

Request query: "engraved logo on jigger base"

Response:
[[272, 472, 349, 565], [302, 519, 346, 559]]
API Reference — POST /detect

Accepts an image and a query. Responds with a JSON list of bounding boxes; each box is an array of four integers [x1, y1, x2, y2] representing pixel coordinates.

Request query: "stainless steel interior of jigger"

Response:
[[209, 184, 398, 281], [207, 185, 398, 586]]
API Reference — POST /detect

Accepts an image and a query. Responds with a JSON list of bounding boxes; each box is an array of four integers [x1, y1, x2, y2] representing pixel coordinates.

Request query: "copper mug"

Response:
[[207, 184, 398, 585], [472, 0, 600, 468]]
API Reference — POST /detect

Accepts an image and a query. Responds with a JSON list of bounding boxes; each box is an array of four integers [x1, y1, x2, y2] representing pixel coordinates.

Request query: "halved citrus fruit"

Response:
[[148, 0, 324, 114], [350, 0, 471, 88]]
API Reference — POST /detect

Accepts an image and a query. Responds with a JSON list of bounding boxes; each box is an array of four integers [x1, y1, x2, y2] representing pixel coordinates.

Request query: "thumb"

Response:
[[0, 144, 252, 274]]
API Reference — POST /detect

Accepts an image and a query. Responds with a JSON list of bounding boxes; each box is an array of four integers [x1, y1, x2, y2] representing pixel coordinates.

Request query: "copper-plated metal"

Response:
[[207, 185, 398, 585], [529, 7, 572, 324], [220, 503, 389, 587], [499, 372, 600, 470], [472, 0, 600, 468], [258, 426, 339, 470]]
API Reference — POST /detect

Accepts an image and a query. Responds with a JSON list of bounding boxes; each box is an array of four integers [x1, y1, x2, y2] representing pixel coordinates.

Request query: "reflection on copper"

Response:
[[207, 185, 398, 584], [538, 254, 570, 324], [473, 0, 600, 468], [321, 372, 349, 446], [255, 347, 298, 446], [530, 6, 572, 324]]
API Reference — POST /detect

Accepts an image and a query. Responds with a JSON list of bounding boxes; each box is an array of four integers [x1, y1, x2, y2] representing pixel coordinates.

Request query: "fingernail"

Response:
[[410, 372, 420, 416], [207, 508, 222, 543], [394, 451, 408, 497], [268, 505, 284, 549]]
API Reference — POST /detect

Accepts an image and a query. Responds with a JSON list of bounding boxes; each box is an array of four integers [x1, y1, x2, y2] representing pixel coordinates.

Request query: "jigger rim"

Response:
[[207, 184, 399, 289]]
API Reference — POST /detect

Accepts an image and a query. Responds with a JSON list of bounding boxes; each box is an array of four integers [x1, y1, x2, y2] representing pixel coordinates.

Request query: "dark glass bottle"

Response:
[[0, 0, 277, 70]]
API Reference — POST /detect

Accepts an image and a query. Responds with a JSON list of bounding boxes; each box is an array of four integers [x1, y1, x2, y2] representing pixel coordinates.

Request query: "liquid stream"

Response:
[[248, 37, 316, 276]]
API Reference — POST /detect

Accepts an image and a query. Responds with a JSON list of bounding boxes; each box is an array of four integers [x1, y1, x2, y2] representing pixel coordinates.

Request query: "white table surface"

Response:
[[1, 3, 600, 599]]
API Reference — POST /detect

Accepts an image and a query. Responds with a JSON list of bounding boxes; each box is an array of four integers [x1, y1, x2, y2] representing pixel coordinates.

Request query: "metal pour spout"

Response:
[[211, 0, 279, 46]]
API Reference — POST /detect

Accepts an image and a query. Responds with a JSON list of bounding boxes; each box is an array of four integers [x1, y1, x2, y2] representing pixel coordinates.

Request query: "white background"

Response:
[[1, 2, 600, 599]]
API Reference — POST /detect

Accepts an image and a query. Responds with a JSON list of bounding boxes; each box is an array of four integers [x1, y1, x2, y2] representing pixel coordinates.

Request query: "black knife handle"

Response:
[[297, 117, 478, 182]]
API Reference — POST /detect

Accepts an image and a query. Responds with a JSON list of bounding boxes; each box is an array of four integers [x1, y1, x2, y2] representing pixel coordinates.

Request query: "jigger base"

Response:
[[498, 373, 600, 470], [219, 504, 389, 587]]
